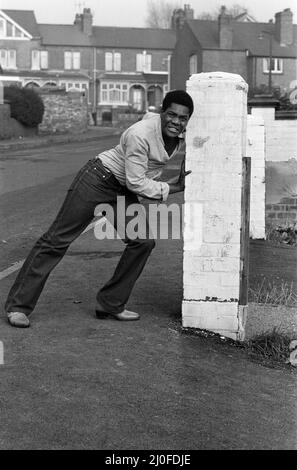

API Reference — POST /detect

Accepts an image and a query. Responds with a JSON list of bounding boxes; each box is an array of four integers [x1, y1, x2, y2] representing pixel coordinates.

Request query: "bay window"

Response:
[[100, 82, 128, 104]]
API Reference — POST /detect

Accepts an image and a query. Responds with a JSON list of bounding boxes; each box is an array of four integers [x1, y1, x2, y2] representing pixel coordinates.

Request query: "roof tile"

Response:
[[187, 19, 297, 57], [2, 9, 40, 37]]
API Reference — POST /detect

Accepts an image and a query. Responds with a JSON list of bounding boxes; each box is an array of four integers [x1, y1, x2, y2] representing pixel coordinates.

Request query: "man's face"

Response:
[[160, 103, 190, 139]]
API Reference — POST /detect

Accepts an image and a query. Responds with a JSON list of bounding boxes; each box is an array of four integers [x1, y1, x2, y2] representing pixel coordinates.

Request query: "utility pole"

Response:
[[259, 30, 273, 95]]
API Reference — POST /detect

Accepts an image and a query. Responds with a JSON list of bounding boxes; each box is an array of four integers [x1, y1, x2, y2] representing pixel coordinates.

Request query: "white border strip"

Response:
[[0, 261, 24, 281], [0, 218, 106, 281]]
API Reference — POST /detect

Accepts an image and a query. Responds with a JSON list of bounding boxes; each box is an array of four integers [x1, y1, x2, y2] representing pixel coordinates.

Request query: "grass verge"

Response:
[[244, 328, 292, 365], [180, 325, 296, 369], [249, 278, 297, 307]]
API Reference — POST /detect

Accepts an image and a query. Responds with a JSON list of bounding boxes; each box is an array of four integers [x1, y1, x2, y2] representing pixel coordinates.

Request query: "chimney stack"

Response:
[[218, 5, 233, 49], [275, 8, 293, 45], [184, 4, 194, 20], [74, 13, 82, 29], [74, 7, 93, 36], [171, 4, 194, 30]]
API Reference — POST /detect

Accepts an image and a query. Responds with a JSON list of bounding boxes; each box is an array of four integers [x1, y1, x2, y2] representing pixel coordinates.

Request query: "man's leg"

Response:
[[96, 190, 156, 316], [5, 159, 114, 324]]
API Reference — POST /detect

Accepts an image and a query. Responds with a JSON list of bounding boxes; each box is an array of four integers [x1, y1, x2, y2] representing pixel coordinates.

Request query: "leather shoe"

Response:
[[95, 302, 140, 321], [7, 312, 30, 328]]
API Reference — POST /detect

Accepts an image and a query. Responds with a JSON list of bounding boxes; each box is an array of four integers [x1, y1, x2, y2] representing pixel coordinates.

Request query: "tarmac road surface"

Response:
[[0, 138, 296, 450]]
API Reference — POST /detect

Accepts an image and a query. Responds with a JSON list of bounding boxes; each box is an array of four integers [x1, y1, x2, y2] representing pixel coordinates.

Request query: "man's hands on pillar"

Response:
[[167, 157, 191, 194]]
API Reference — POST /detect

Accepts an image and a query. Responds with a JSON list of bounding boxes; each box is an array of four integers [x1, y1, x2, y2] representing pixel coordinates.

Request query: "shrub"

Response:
[[4, 86, 45, 127]]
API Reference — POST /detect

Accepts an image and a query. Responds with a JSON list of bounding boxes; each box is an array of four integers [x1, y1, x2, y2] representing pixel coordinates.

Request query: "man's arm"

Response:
[[165, 157, 191, 195], [124, 132, 170, 201]]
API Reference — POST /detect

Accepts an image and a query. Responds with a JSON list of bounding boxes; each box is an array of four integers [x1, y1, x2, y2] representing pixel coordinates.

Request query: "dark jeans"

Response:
[[5, 158, 155, 316]]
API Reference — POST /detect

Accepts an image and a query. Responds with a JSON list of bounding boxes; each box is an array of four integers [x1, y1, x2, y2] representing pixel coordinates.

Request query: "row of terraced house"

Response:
[[0, 4, 296, 123]]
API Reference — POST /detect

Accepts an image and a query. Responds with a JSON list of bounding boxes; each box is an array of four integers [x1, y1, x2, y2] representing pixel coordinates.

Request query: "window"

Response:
[[100, 82, 128, 104], [143, 54, 151, 72], [114, 53, 121, 72], [0, 17, 25, 38], [32, 50, 48, 70], [105, 52, 121, 72], [0, 49, 16, 69], [136, 51, 152, 72], [73, 52, 80, 70], [6, 22, 13, 37], [136, 54, 143, 72], [64, 51, 81, 70], [105, 53, 113, 71], [64, 52, 72, 70], [40, 51, 48, 69], [7, 50, 16, 68], [263, 58, 283, 74], [0, 18, 5, 37], [101, 83, 108, 101], [0, 49, 7, 67], [31, 50, 40, 70], [189, 54, 197, 75], [60, 81, 88, 92]]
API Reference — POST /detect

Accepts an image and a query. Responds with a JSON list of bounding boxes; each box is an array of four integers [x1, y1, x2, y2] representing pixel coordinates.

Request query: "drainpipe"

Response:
[[92, 47, 97, 125], [167, 54, 171, 91]]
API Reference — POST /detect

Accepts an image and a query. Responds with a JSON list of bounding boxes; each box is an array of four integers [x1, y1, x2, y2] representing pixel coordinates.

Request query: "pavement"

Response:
[[1, 216, 297, 450], [0, 126, 123, 151], [0, 131, 297, 450]]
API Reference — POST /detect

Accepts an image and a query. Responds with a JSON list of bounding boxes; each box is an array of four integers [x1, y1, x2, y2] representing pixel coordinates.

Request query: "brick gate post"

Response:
[[182, 72, 249, 341]]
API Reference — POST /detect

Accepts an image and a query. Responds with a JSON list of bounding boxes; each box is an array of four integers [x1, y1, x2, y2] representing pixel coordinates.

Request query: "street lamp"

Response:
[[162, 55, 171, 91], [258, 30, 273, 95]]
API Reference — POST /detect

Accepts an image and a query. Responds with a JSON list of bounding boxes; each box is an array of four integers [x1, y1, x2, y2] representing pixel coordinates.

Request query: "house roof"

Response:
[[91, 26, 176, 50], [234, 12, 257, 22], [187, 19, 297, 58], [2, 9, 40, 37], [30, 23, 176, 50], [38, 24, 92, 46]]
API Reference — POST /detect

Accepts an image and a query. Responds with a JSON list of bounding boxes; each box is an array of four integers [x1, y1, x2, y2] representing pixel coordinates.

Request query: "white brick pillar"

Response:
[[182, 72, 248, 341], [247, 115, 266, 239]]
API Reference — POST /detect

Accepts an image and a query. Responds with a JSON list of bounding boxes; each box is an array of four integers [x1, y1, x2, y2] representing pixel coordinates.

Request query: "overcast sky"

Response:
[[0, 0, 296, 26]]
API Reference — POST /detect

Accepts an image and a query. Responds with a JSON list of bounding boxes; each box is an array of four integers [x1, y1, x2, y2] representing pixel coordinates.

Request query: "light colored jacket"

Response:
[[97, 113, 183, 201]]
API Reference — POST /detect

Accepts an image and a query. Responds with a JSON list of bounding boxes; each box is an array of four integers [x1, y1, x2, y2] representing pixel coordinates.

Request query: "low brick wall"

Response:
[[38, 90, 88, 135], [266, 197, 297, 225], [251, 107, 297, 162], [0, 103, 37, 140]]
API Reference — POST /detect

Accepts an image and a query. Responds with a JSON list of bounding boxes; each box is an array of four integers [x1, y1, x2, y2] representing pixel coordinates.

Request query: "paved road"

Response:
[[0, 138, 296, 450]]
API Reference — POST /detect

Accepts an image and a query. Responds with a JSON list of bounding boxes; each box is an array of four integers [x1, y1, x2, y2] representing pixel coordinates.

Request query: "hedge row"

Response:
[[4, 86, 45, 127]]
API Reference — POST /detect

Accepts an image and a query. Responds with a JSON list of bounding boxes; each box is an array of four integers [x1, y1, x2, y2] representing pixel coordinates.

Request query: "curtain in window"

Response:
[[105, 52, 113, 71], [32, 50, 40, 70], [64, 51, 72, 70], [73, 52, 80, 70], [40, 51, 48, 69]]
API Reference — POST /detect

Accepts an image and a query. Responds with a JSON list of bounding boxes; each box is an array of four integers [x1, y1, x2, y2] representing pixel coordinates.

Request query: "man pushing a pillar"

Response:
[[5, 90, 194, 328]]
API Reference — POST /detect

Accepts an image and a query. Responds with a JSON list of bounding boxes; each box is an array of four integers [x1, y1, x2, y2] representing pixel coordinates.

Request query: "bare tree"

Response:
[[145, 0, 181, 29], [197, 4, 254, 21]]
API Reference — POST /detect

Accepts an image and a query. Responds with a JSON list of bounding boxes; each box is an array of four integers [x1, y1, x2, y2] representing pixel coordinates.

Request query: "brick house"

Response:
[[171, 6, 297, 95], [0, 7, 175, 122], [0, 9, 91, 91], [91, 26, 174, 121]]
